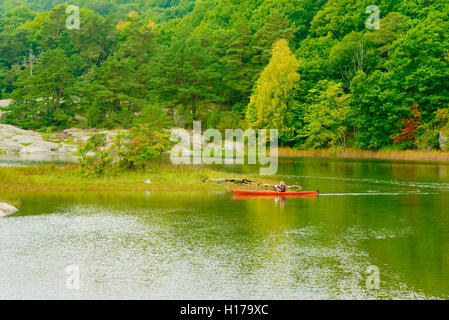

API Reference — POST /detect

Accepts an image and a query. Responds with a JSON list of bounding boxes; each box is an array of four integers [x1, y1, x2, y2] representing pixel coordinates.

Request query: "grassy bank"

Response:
[[0, 164, 276, 193], [278, 147, 449, 162]]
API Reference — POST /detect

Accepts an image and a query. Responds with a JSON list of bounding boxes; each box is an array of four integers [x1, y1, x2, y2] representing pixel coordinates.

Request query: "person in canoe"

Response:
[[275, 181, 286, 193]]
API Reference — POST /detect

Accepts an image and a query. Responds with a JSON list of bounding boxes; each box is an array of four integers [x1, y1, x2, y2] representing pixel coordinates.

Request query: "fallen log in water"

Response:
[[205, 178, 302, 191], [206, 178, 256, 185]]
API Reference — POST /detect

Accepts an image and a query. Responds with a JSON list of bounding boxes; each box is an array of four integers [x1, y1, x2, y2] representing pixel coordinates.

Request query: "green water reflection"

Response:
[[1, 158, 448, 299]]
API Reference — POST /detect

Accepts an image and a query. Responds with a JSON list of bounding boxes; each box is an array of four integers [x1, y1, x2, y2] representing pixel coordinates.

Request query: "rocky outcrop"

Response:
[[0, 124, 126, 159], [0, 124, 251, 160], [168, 128, 246, 156], [439, 131, 449, 152], [0, 202, 18, 218], [0, 124, 71, 155]]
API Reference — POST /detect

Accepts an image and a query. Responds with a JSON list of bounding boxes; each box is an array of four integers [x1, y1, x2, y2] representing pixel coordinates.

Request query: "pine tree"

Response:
[[220, 21, 256, 109], [147, 35, 221, 126], [5, 48, 75, 129], [251, 10, 297, 69]]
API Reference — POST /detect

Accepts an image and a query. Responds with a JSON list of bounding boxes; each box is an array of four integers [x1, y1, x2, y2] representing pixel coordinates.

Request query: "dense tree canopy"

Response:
[[246, 39, 300, 145], [0, 0, 448, 150]]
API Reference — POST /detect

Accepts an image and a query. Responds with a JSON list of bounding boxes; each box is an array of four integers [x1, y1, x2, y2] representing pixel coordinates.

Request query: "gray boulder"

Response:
[[0, 203, 18, 218]]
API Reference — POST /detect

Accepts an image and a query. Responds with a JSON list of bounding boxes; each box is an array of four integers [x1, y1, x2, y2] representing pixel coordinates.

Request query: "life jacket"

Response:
[[280, 185, 286, 192]]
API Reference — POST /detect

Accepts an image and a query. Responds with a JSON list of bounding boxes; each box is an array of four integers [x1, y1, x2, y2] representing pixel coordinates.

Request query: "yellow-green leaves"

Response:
[[245, 39, 299, 142]]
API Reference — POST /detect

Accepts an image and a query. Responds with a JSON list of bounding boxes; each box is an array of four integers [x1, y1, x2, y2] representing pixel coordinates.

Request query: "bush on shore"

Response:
[[79, 124, 173, 177]]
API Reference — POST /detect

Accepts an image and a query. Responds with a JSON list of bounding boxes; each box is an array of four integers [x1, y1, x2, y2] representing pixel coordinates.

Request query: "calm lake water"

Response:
[[1, 157, 449, 299]]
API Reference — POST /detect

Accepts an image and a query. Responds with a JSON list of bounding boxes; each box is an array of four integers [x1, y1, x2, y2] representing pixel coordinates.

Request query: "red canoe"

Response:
[[231, 189, 319, 197]]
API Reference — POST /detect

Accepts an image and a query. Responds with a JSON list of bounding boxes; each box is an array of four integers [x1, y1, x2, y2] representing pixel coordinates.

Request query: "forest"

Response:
[[0, 0, 448, 151]]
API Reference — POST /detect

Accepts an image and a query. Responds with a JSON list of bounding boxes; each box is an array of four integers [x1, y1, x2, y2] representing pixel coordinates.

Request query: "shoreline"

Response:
[[277, 147, 449, 163], [2, 147, 449, 198], [2, 122, 449, 164]]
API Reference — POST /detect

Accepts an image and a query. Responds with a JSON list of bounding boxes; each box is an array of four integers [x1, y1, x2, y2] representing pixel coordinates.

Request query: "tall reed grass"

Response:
[[277, 147, 449, 162]]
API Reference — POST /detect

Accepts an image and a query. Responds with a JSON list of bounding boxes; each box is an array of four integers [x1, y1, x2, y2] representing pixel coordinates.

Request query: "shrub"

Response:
[[116, 124, 173, 171], [415, 108, 449, 151], [79, 133, 113, 176], [79, 125, 173, 176]]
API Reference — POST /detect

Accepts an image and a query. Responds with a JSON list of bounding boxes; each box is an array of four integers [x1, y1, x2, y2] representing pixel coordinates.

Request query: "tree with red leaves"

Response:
[[392, 104, 421, 146]]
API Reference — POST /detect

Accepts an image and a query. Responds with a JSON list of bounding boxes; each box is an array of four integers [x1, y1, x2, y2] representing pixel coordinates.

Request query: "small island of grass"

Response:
[[0, 164, 278, 193]]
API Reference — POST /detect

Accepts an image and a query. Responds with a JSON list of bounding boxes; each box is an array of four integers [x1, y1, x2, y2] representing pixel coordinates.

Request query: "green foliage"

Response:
[[79, 133, 113, 176], [416, 109, 449, 150], [206, 108, 241, 134], [147, 35, 222, 122], [4, 48, 76, 129], [116, 124, 173, 170], [416, 123, 440, 151], [79, 125, 172, 176], [246, 39, 300, 145], [299, 81, 350, 149], [348, 6, 449, 150], [133, 105, 173, 128], [0, 0, 448, 152]]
